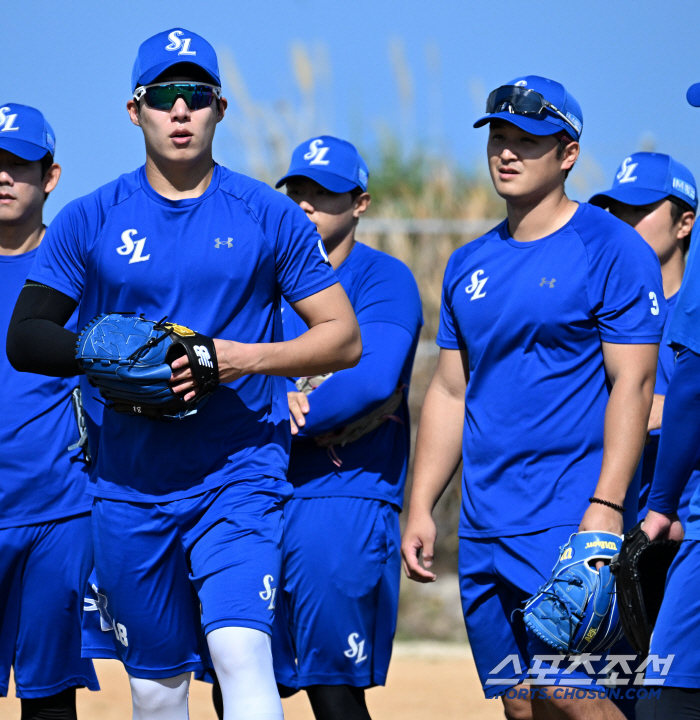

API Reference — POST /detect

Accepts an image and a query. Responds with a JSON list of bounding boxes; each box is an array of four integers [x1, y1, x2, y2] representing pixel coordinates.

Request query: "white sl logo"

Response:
[[118, 229, 150, 264], [344, 633, 368, 664], [304, 139, 330, 166], [0, 107, 20, 133], [259, 574, 277, 610], [616, 157, 638, 184], [465, 269, 489, 300], [165, 30, 196, 56], [649, 291, 660, 316], [194, 345, 213, 368]]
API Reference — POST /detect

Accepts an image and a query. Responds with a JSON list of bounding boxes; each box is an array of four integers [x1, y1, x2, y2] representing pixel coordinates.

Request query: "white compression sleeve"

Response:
[[207, 626, 283, 720], [129, 673, 191, 720]]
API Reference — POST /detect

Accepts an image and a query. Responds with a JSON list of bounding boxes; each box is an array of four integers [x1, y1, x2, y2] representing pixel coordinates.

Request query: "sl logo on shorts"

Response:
[[259, 574, 277, 610], [344, 633, 368, 664]]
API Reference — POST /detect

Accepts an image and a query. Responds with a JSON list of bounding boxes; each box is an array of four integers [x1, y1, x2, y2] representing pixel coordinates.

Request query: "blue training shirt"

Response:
[[282, 242, 423, 509], [668, 220, 700, 354], [29, 163, 337, 503], [0, 249, 91, 528], [436, 203, 665, 538]]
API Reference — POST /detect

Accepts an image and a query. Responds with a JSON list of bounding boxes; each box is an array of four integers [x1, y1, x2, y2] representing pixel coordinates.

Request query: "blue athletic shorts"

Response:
[[271, 497, 400, 688], [88, 478, 291, 679], [459, 526, 620, 698], [646, 539, 700, 687], [0, 514, 99, 699]]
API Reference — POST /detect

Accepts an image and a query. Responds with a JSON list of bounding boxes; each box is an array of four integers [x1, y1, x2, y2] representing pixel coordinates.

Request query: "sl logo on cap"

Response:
[[304, 139, 330, 166], [165, 30, 196, 56], [616, 157, 638, 184], [0, 107, 20, 133]]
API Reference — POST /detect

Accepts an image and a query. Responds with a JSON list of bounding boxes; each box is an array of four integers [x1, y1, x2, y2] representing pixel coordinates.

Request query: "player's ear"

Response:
[[560, 140, 580, 172], [353, 192, 371, 218], [127, 99, 142, 128], [675, 210, 695, 244], [215, 96, 228, 124], [42, 162, 61, 195]]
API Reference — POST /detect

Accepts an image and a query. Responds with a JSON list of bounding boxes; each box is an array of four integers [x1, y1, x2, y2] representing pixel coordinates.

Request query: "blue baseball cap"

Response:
[[474, 75, 583, 140], [276, 136, 369, 193], [131, 28, 220, 91], [0, 104, 55, 161], [589, 152, 697, 212], [687, 82, 700, 107]]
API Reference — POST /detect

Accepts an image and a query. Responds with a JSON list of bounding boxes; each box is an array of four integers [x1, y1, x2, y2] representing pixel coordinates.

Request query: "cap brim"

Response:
[[0, 137, 49, 161], [275, 170, 359, 193], [135, 59, 220, 89], [589, 187, 668, 208], [688, 83, 700, 107], [473, 112, 566, 137]]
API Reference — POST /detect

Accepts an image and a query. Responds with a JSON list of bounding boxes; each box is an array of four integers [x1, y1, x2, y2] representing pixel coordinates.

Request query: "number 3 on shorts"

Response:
[[649, 291, 660, 316]]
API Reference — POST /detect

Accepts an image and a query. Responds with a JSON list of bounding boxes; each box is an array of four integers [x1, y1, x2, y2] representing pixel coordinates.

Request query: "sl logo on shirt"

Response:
[[118, 229, 150, 264], [465, 269, 488, 300], [259, 574, 277, 610]]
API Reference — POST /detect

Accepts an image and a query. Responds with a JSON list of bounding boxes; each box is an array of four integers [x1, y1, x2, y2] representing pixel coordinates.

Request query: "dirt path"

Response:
[[0, 644, 503, 719]]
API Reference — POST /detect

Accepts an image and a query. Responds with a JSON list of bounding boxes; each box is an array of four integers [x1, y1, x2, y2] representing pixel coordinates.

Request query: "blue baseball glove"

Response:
[[76, 313, 219, 420], [521, 531, 623, 654]]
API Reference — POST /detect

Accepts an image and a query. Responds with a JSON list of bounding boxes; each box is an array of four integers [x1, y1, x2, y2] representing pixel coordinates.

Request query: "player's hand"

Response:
[[401, 512, 438, 583], [647, 393, 665, 433], [578, 502, 624, 536], [641, 509, 684, 542], [288, 391, 310, 435]]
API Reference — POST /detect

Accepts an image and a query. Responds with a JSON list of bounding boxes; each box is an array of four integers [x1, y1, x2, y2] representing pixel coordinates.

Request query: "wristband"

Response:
[[589, 497, 626, 513]]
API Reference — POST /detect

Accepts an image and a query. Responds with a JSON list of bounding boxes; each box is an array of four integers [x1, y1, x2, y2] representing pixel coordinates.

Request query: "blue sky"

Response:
[[6, 0, 700, 221]]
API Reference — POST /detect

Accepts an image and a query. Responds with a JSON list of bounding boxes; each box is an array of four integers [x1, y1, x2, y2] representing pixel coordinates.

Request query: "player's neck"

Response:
[[325, 227, 357, 270], [660, 247, 685, 299], [0, 220, 45, 256], [144, 152, 216, 201], [505, 186, 578, 242]]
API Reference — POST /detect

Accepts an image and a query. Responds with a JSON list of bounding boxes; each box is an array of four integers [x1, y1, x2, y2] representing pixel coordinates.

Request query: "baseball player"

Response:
[[590, 153, 698, 524], [0, 104, 98, 718], [6, 29, 361, 720], [401, 76, 665, 720], [268, 136, 422, 720], [635, 83, 700, 719]]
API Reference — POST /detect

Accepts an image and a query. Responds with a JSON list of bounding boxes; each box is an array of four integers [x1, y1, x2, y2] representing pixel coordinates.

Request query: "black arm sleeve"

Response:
[[6, 283, 81, 377]]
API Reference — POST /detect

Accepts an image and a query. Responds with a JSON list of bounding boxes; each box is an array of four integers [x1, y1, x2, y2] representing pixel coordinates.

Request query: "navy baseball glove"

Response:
[[76, 313, 219, 420], [520, 531, 624, 654]]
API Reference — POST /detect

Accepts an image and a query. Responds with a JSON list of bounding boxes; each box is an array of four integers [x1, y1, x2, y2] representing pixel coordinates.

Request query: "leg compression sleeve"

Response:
[[306, 685, 371, 720], [129, 674, 190, 720], [20, 688, 77, 720]]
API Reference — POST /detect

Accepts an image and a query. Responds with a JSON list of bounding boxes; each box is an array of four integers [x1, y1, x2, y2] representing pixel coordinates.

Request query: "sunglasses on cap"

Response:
[[485, 85, 579, 138], [132, 82, 222, 111]]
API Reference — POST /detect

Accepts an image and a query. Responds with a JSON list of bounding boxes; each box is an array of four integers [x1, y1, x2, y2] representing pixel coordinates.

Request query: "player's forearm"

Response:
[[217, 317, 362, 381], [648, 348, 700, 514], [407, 382, 464, 517], [595, 371, 655, 506]]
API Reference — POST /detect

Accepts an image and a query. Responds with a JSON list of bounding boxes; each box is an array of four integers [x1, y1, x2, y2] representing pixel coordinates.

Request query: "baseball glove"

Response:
[[521, 531, 624, 654], [76, 313, 219, 420], [610, 521, 681, 657], [295, 373, 404, 448]]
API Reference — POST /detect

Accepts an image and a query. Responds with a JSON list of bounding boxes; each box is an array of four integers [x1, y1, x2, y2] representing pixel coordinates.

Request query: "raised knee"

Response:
[[502, 695, 533, 720]]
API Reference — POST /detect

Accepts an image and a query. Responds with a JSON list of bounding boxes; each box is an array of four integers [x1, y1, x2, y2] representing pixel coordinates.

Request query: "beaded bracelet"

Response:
[[589, 497, 626, 513]]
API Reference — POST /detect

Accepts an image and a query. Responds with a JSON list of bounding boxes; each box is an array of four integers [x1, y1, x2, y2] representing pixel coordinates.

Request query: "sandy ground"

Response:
[[0, 643, 503, 720]]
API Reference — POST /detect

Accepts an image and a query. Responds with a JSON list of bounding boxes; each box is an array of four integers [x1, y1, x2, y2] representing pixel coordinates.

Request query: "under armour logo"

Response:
[[84, 583, 114, 632], [215, 238, 233, 248], [616, 157, 638, 184], [344, 633, 368, 664], [539, 278, 556, 288], [0, 107, 20, 133], [194, 345, 213, 368], [118, 229, 150, 264], [259, 574, 277, 610], [303, 138, 330, 166], [465, 269, 488, 300]]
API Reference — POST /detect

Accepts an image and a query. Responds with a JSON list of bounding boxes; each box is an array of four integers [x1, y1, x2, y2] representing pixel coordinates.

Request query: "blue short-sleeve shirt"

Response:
[[437, 203, 665, 537]]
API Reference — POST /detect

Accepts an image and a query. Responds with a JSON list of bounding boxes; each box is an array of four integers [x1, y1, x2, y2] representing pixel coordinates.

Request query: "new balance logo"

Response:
[[259, 574, 277, 610], [344, 633, 368, 664], [165, 30, 196, 56], [616, 157, 638, 184], [194, 345, 213, 368], [215, 238, 234, 248], [0, 107, 19, 133], [117, 229, 150, 264], [304, 138, 330, 166], [539, 278, 556, 288], [465, 269, 488, 300]]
